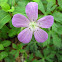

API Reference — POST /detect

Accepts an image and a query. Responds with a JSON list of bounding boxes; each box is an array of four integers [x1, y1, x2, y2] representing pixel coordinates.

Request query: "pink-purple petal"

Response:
[[37, 15, 54, 28], [34, 28, 48, 43], [26, 2, 38, 21], [12, 14, 30, 27], [18, 28, 33, 43]]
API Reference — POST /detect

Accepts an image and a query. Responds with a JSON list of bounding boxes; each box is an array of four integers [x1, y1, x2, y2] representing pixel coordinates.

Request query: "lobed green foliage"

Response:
[[0, 0, 62, 62]]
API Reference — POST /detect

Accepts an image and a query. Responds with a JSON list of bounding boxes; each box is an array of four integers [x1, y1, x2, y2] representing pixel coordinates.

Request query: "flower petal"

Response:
[[18, 28, 33, 43], [37, 15, 54, 28], [12, 14, 30, 27], [26, 2, 38, 21], [34, 28, 48, 43]]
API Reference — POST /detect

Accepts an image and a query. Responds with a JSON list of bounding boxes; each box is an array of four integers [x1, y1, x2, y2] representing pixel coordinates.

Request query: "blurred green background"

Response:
[[0, 0, 62, 62]]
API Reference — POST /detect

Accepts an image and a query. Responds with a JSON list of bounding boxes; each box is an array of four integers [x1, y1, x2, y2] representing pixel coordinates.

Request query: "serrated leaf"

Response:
[[5, 47, 10, 52], [29, 54, 34, 61], [5, 54, 15, 62], [8, 0, 15, 6], [38, 1, 46, 14], [32, 59, 39, 62], [1, 40, 11, 47], [46, 0, 56, 4], [8, 27, 20, 37], [58, 0, 62, 8], [20, 49, 25, 53], [12, 43, 17, 49], [13, 1, 28, 16], [56, 26, 62, 34], [52, 23, 62, 34], [0, 51, 8, 60], [35, 50, 43, 58], [52, 11, 62, 23], [8, 28, 17, 37], [10, 50, 16, 55], [43, 48, 50, 56], [0, 25, 9, 38], [57, 55, 62, 61], [52, 23, 58, 33], [47, 1, 57, 14], [52, 32, 61, 48], [17, 44, 23, 49], [47, 53, 55, 58], [15, 50, 19, 58], [45, 51, 55, 62], [0, 10, 11, 29], [0, 44, 4, 50]]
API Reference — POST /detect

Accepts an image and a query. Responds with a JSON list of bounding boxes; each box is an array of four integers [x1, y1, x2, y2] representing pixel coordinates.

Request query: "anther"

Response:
[[29, 28, 31, 31]]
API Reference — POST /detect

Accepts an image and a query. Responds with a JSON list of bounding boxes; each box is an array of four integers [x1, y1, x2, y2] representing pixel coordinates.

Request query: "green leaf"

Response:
[[35, 50, 43, 58], [0, 0, 8, 2], [47, 53, 55, 59], [0, 51, 8, 60], [46, 52, 55, 62], [0, 10, 11, 29], [57, 54, 62, 61], [13, 1, 28, 16], [58, 0, 62, 8], [52, 32, 61, 48], [43, 48, 50, 56], [15, 50, 19, 58], [1, 3, 10, 12], [52, 23, 62, 34], [52, 23, 58, 33], [40, 58, 45, 62], [0, 0, 8, 4], [8, 0, 15, 6], [5, 55, 15, 62], [20, 49, 25, 53], [38, 1, 46, 14], [8, 21, 21, 37], [10, 50, 16, 55], [25, 53, 34, 62], [33, 0, 40, 2], [0, 44, 4, 50], [12, 43, 17, 49], [32, 59, 39, 62], [5, 47, 10, 52], [47, 1, 57, 14], [52, 11, 62, 23], [57, 26, 62, 34], [46, 0, 56, 4], [0, 25, 9, 38], [1, 40, 11, 47], [17, 44, 23, 50], [24, 52, 28, 58], [8, 28, 17, 37], [29, 54, 34, 61]]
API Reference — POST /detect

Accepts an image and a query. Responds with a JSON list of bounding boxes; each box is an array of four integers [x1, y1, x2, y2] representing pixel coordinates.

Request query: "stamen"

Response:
[[28, 21, 38, 32]]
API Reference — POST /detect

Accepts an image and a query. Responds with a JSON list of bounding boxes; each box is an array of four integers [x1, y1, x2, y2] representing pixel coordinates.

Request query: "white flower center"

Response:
[[29, 21, 38, 32]]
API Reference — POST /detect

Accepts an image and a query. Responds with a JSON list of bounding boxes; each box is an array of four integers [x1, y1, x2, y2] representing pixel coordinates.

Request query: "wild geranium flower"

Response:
[[12, 2, 54, 43]]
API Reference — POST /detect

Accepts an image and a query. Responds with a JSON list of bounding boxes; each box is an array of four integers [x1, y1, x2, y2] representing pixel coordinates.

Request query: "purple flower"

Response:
[[12, 2, 54, 43]]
